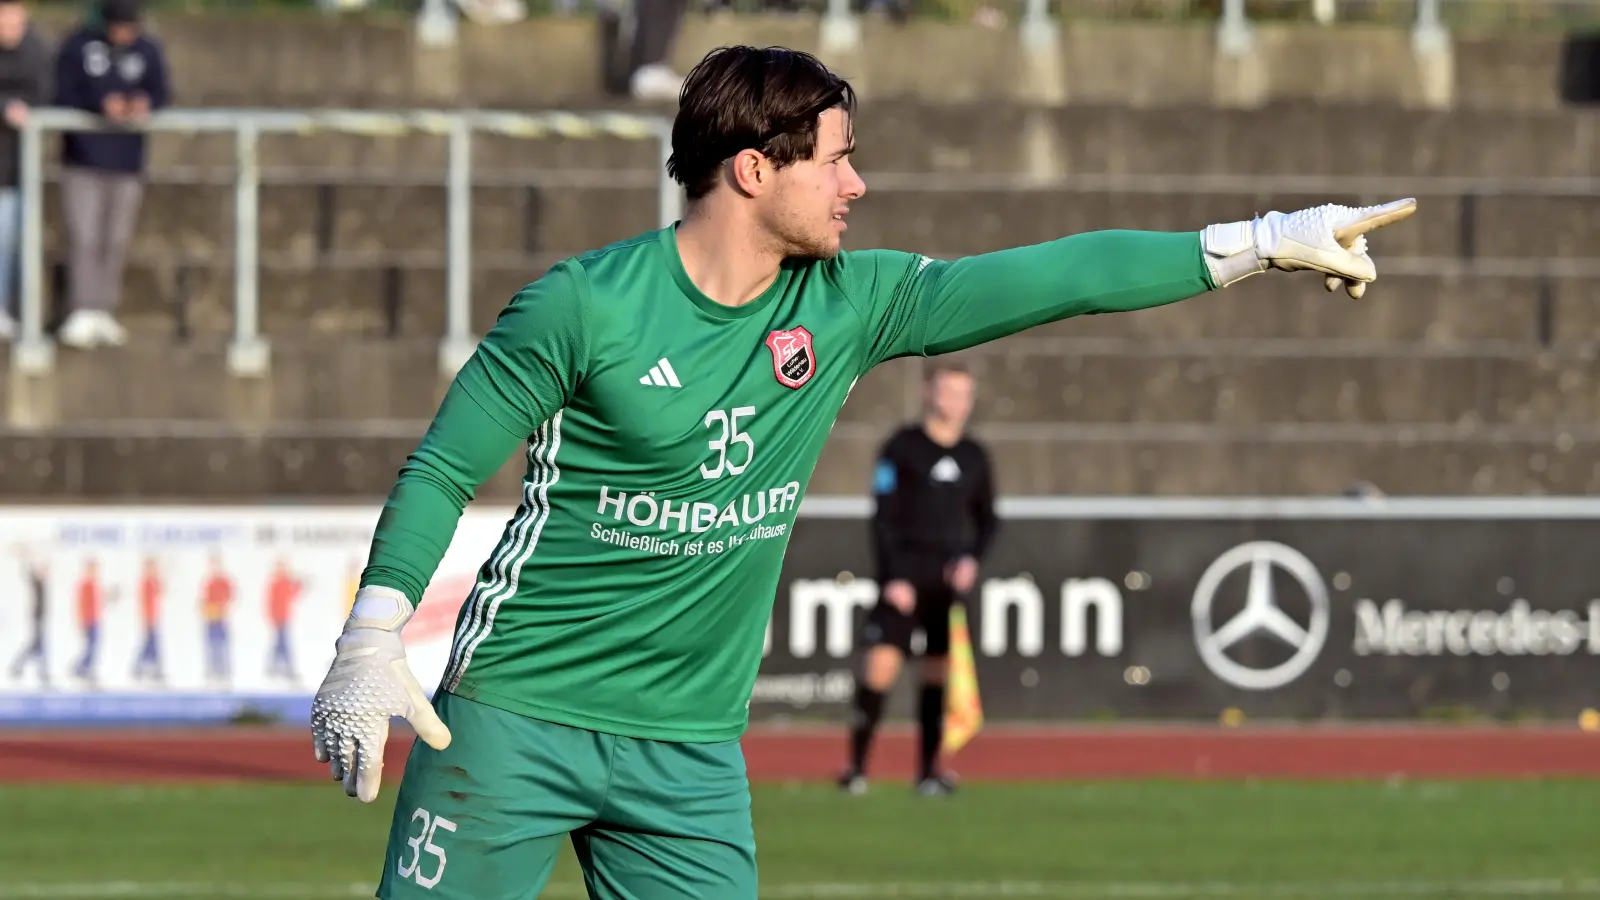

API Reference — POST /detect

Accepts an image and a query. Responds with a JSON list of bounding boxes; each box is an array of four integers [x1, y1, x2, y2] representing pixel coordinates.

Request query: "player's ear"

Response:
[[730, 148, 771, 197]]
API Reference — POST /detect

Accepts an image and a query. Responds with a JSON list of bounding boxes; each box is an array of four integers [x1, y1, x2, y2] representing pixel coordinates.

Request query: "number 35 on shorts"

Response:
[[397, 807, 456, 890]]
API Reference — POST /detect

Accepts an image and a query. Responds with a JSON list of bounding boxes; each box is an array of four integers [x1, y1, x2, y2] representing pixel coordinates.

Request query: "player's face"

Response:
[[927, 372, 975, 426], [762, 107, 865, 261]]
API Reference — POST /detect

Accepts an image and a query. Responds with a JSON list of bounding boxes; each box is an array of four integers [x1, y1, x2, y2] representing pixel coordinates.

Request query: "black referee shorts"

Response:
[[861, 575, 959, 658]]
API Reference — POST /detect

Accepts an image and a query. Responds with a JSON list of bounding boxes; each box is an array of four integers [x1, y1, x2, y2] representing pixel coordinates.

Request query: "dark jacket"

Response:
[[54, 25, 170, 174], [0, 25, 54, 187]]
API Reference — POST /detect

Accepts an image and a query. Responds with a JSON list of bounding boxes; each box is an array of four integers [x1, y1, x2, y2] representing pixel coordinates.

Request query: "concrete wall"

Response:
[[8, 12, 1599, 498], [20, 9, 1593, 110], [16, 101, 1598, 343], [14, 334, 1600, 428], [118, 103, 1600, 176], [4, 422, 1597, 498]]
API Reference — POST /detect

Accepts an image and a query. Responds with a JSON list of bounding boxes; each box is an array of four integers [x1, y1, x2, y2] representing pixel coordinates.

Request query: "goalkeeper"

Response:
[[311, 44, 1416, 900]]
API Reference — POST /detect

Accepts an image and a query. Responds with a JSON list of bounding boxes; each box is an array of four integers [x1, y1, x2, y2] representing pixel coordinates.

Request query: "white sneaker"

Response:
[[0, 312, 15, 342], [58, 310, 100, 348], [94, 311, 127, 347], [631, 64, 684, 103]]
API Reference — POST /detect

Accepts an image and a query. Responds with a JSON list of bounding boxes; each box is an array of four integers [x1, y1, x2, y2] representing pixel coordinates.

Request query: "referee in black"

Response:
[[840, 358, 998, 796]]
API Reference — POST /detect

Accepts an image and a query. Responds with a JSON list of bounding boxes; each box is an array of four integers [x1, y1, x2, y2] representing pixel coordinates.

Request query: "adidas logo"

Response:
[[639, 358, 682, 388]]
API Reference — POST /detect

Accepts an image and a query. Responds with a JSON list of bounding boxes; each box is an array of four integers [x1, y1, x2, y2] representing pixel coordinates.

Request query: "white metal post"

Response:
[[227, 121, 269, 376], [658, 121, 682, 228], [416, 0, 459, 47], [1413, 0, 1448, 54], [437, 115, 476, 377], [1021, 0, 1058, 52], [820, 0, 861, 55], [13, 117, 50, 375], [1217, 0, 1254, 55]]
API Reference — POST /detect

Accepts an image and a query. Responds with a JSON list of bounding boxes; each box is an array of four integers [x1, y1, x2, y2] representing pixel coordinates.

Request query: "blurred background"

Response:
[[2, 0, 1600, 896]]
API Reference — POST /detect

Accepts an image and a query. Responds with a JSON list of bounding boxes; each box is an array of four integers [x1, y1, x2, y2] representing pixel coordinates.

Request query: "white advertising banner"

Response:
[[0, 505, 515, 724]]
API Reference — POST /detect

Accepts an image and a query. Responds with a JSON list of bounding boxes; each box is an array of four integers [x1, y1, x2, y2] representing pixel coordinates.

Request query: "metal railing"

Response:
[[15, 107, 681, 378]]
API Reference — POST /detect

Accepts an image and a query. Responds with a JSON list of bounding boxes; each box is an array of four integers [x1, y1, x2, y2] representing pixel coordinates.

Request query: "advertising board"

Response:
[[753, 498, 1600, 723], [5, 498, 1598, 724]]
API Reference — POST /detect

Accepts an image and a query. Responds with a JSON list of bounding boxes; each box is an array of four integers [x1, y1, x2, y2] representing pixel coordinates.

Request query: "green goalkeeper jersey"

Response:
[[362, 226, 1215, 742]]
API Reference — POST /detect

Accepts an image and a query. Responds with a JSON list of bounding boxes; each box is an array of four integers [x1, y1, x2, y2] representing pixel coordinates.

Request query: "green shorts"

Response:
[[376, 692, 757, 900]]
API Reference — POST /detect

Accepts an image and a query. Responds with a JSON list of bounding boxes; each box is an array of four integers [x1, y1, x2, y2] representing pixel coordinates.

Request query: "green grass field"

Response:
[[3, 780, 1599, 899]]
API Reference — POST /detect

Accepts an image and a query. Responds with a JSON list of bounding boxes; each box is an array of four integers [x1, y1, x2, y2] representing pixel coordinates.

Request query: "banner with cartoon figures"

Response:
[[0, 505, 512, 725]]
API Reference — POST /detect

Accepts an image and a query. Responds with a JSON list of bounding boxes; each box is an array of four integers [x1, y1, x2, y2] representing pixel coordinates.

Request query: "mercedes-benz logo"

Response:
[[1191, 541, 1330, 691]]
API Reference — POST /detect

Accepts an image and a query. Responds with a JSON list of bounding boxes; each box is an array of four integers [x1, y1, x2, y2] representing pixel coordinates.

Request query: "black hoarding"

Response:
[[753, 498, 1600, 722]]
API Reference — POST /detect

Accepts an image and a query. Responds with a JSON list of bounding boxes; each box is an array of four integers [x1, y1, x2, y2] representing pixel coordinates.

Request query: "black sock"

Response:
[[848, 683, 885, 774], [918, 682, 946, 781]]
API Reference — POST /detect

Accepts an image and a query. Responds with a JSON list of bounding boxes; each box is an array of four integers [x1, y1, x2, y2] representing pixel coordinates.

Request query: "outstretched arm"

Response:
[[921, 230, 1210, 356], [847, 199, 1416, 367]]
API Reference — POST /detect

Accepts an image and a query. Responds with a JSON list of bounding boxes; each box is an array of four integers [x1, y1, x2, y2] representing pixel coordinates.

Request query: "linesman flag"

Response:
[[943, 602, 984, 757]]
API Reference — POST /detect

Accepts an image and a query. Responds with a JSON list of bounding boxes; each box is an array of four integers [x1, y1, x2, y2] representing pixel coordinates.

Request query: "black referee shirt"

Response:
[[870, 424, 999, 585]]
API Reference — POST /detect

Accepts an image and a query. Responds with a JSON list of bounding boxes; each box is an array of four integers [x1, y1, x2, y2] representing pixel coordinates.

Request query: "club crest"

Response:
[[765, 326, 817, 389]]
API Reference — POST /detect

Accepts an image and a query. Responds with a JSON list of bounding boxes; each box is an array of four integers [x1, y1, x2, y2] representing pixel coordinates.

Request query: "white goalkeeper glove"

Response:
[[311, 585, 452, 803], [1201, 198, 1417, 299]]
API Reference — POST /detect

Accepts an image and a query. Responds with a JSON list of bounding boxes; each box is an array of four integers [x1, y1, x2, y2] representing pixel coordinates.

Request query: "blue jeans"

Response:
[[0, 187, 20, 320]]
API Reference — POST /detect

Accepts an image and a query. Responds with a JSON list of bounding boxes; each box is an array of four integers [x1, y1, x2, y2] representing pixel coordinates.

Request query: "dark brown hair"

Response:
[[666, 45, 857, 202]]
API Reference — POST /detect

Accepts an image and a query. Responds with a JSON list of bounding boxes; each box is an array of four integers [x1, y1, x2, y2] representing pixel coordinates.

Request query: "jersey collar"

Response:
[[659, 225, 791, 321]]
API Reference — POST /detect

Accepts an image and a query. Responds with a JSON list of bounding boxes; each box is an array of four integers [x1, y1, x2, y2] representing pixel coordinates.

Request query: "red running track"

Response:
[[4, 724, 1600, 783]]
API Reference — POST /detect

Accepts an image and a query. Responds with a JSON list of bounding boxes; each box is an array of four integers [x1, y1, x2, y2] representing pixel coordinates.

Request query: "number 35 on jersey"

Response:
[[702, 406, 756, 480]]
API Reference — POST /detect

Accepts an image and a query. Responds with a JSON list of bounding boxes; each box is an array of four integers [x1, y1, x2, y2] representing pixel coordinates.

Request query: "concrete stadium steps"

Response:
[[13, 339, 1600, 428], [76, 263, 544, 338], [855, 106, 1600, 180], [1037, 273, 1582, 344], [142, 132, 662, 177], [4, 427, 1598, 499], [0, 430, 448, 500], [817, 428, 1600, 496], [35, 185, 657, 262], [32, 183, 1590, 271], [24, 342, 448, 423], [77, 259, 1600, 347], [16, 10, 1586, 111], [850, 348, 1600, 427], [125, 105, 1600, 180], [28, 179, 1600, 347]]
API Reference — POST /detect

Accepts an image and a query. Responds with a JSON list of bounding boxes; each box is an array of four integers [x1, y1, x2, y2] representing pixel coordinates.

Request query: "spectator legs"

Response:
[[632, 0, 686, 75], [0, 186, 19, 340], [602, 0, 687, 101], [59, 166, 140, 349]]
